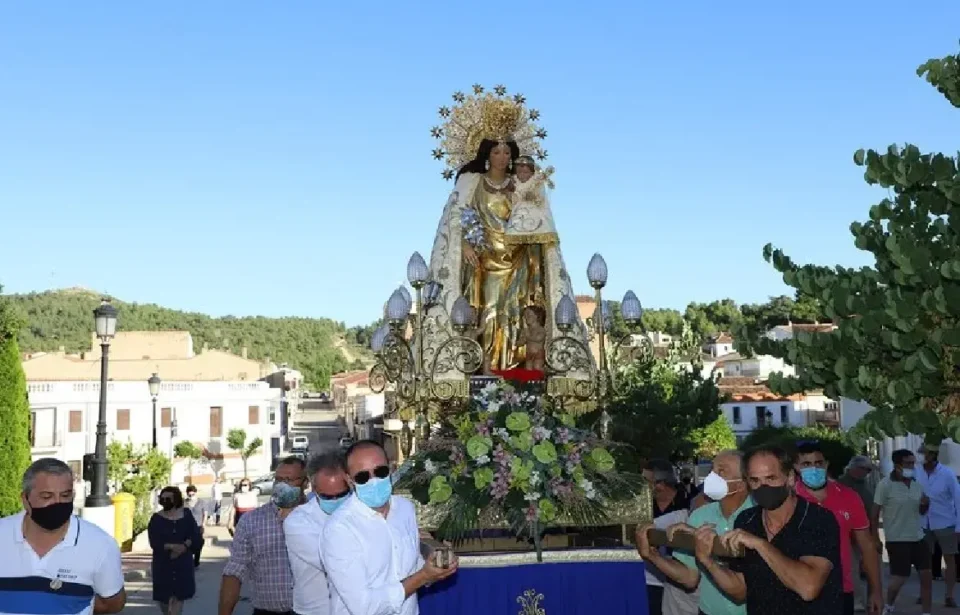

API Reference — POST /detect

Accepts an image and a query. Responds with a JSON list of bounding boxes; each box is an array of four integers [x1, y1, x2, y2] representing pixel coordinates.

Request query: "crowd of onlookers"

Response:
[[638, 441, 960, 615], [8, 441, 960, 615]]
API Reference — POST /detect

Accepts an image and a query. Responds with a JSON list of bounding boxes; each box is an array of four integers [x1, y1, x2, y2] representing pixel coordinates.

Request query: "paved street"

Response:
[[121, 525, 235, 614], [289, 407, 343, 455]]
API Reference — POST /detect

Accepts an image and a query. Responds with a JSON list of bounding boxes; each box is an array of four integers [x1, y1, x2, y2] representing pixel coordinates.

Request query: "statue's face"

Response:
[[489, 144, 511, 172], [516, 164, 534, 182]]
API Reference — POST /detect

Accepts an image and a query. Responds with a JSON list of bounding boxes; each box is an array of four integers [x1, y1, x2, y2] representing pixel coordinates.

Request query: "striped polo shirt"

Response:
[[0, 511, 124, 615]]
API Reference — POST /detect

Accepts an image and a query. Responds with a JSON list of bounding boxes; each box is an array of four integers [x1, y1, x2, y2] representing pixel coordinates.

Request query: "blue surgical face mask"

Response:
[[799, 467, 827, 490], [317, 494, 348, 515], [355, 477, 392, 509], [271, 482, 303, 509], [901, 468, 915, 479]]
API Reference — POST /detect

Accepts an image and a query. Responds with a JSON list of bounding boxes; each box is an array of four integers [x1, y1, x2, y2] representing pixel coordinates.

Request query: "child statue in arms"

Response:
[[504, 156, 558, 246]]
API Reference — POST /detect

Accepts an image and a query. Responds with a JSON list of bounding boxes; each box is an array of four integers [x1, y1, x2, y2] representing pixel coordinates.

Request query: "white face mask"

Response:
[[240, 485, 250, 493], [702, 471, 742, 501]]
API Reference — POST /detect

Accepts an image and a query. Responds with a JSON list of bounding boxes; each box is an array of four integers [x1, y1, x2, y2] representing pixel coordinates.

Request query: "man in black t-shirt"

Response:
[[692, 446, 844, 614]]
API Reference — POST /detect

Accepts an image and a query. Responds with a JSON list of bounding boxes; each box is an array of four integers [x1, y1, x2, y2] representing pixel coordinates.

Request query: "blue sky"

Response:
[[2, 3, 959, 326]]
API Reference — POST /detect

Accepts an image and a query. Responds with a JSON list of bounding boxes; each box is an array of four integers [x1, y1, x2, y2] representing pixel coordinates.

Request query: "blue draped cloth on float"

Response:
[[418, 548, 648, 615]]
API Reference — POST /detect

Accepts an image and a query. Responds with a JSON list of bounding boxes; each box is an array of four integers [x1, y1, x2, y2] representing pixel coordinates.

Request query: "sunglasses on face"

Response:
[[317, 489, 351, 501], [352, 465, 390, 485], [158, 498, 173, 505]]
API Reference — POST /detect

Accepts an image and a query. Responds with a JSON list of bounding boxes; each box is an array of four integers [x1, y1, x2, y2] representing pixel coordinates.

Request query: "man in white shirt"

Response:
[[284, 451, 351, 615], [916, 443, 960, 607], [321, 440, 458, 615], [0, 458, 126, 615]]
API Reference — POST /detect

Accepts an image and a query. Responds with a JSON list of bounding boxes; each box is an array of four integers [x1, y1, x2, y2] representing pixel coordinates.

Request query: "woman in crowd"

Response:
[[148, 486, 200, 615], [228, 477, 259, 532]]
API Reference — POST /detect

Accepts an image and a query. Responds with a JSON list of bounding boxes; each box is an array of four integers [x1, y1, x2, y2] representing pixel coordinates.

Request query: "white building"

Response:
[[718, 376, 837, 445], [703, 333, 735, 358], [24, 331, 283, 486], [715, 352, 796, 379], [840, 398, 960, 476]]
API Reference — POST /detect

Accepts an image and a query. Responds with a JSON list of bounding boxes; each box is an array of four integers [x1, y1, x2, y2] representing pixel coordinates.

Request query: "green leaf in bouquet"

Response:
[[549, 464, 562, 478], [511, 431, 533, 452], [510, 457, 534, 480], [428, 475, 453, 504], [532, 441, 558, 464], [473, 466, 494, 490], [506, 412, 532, 432], [588, 448, 616, 472], [538, 498, 557, 522], [466, 435, 492, 459], [559, 413, 575, 427], [572, 465, 585, 483]]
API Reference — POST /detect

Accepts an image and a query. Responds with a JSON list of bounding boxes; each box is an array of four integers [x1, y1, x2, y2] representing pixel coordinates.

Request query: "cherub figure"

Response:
[[518, 304, 547, 372]]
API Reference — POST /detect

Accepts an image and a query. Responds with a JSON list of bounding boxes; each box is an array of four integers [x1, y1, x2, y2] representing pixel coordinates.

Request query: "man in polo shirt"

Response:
[[636, 450, 753, 615], [0, 457, 126, 615], [794, 441, 883, 615], [872, 449, 933, 615], [699, 446, 844, 614]]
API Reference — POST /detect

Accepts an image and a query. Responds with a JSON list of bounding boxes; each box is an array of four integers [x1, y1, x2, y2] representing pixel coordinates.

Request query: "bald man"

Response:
[[637, 451, 753, 615]]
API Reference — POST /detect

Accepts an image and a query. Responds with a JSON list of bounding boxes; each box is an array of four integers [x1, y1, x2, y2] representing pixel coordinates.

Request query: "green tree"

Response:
[[605, 328, 722, 464], [173, 441, 204, 479], [736, 48, 960, 445], [738, 425, 856, 479], [106, 440, 135, 492], [684, 299, 743, 337], [227, 429, 262, 478], [106, 440, 171, 534], [0, 287, 30, 516], [690, 416, 737, 460]]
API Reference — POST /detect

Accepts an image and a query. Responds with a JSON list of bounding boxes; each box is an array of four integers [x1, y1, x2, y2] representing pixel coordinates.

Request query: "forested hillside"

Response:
[[4, 289, 374, 389]]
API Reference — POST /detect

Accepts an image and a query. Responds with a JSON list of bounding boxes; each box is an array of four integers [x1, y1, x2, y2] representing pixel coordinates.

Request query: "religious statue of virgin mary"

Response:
[[423, 85, 593, 386]]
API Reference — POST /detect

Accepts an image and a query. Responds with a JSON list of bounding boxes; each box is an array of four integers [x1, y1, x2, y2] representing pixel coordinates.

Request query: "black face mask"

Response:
[[29, 501, 74, 531], [159, 500, 175, 512], [752, 484, 790, 510]]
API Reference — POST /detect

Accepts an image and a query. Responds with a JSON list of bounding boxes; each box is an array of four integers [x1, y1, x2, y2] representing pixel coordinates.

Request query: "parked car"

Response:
[[291, 435, 309, 450], [250, 473, 275, 496]]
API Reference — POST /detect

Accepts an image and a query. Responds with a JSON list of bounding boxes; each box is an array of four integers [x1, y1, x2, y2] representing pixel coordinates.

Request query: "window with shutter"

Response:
[[210, 407, 222, 437], [248, 406, 259, 425], [116, 409, 130, 431], [160, 408, 172, 428], [69, 410, 82, 433]]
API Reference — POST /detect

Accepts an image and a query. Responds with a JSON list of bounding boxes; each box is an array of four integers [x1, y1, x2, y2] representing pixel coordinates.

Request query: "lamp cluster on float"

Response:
[[370, 250, 649, 453]]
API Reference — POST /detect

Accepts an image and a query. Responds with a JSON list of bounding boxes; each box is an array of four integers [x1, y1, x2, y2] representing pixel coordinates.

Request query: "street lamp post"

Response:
[[86, 299, 117, 508], [148, 373, 161, 449]]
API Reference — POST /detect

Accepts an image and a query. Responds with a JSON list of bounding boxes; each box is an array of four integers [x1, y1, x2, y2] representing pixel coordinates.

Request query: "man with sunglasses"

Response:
[[284, 451, 351, 615], [322, 440, 459, 615], [219, 456, 307, 615]]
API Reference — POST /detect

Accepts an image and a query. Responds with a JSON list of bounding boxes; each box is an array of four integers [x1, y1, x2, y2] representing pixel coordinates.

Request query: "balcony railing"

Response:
[[814, 409, 840, 426]]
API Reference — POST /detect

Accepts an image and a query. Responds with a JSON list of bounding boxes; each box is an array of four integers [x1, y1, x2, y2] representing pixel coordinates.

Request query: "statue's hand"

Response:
[[463, 243, 480, 267]]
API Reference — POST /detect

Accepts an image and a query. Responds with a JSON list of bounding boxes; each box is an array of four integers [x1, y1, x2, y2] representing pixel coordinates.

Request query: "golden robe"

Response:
[[462, 179, 544, 371]]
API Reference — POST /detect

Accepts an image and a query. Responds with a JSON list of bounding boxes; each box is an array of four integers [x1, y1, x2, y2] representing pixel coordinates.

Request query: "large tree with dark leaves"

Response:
[[737, 49, 960, 445]]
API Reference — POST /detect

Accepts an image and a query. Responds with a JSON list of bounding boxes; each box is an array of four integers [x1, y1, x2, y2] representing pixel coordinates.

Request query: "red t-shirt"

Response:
[[796, 479, 870, 593]]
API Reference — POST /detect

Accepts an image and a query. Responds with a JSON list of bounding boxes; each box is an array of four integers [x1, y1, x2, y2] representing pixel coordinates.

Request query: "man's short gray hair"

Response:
[[307, 450, 346, 478], [22, 458, 74, 495]]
